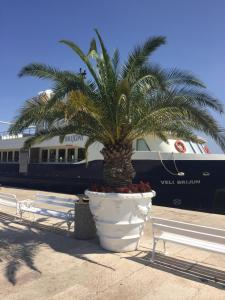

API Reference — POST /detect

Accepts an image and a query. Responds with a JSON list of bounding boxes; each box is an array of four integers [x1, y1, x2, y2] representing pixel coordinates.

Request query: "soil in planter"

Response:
[[90, 181, 152, 193]]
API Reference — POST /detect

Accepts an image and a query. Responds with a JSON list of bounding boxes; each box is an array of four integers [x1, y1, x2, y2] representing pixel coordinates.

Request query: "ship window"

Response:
[[58, 149, 65, 162], [2, 152, 7, 162], [191, 142, 201, 154], [200, 144, 206, 153], [41, 150, 48, 162], [14, 151, 19, 162], [197, 144, 204, 154], [30, 148, 39, 163], [49, 149, 56, 162], [78, 148, 85, 161], [68, 149, 75, 162], [189, 142, 196, 153], [8, 151, 13, 162], [136, 139, 150, 151]]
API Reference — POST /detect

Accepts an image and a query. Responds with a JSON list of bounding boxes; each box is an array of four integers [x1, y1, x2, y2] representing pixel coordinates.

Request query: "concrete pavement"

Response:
[[0, 186, 225, 299]]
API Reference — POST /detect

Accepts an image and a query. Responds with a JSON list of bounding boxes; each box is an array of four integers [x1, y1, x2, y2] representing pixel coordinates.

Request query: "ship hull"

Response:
[[0, 159, 224, 213]]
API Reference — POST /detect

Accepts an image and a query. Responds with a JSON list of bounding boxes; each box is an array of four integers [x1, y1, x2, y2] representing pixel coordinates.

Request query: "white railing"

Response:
[[0, 128, 35, 140]]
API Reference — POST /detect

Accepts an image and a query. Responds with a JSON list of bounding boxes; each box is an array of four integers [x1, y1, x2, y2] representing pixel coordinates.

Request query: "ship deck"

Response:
[[0, 186, 225, 299]]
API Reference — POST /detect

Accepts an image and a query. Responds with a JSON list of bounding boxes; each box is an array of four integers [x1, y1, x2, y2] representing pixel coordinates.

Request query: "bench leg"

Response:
[[151, 239, 158, 262], [18, 206, 23, 221], [14, 203, 22, 222], [163, 240, 167, 255], [31, 212, 37, 222], [16, 203, 19, 216], [66, 220, 72, 232]]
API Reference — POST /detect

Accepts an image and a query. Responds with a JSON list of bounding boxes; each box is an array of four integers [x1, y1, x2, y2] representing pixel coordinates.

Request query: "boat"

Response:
[[0, 90, 225, 213]]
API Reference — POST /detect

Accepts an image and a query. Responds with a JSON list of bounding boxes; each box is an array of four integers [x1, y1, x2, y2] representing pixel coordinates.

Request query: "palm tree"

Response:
[[10, 30, 225, 187]]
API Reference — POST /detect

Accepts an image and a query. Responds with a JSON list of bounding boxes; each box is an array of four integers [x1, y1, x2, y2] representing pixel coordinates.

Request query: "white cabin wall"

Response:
[[143, 136, 175, 152], [144, 135, 199, 154], [86, 142, 103, 161], [0, 137, 27, 149], [33, 135, 88, 148]]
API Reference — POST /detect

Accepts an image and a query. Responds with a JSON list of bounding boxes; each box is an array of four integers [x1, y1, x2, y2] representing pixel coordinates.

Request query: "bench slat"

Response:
[[0, 200, 17, 208], [19, 204, 74, 220], [152, 217, 225, 238], [0, 192, 18, 210], [159, 232, 225, 254], [0, 192, 17, 201], [153, 223, 225, 245], [36, 194, 78, 204], [35, 199, 75, 209]]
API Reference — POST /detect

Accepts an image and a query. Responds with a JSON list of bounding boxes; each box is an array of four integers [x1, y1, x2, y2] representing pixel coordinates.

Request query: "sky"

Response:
[[1, 0, 225, 152]]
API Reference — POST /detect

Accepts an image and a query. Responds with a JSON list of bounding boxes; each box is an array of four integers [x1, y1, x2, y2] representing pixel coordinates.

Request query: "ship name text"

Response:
[[160, 179, 201, 185], [64, 134, 83, 143]]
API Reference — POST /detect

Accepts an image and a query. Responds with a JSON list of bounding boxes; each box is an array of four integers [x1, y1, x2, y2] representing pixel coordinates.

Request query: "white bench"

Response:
[[0, 192, 19, 214], [18, 194, 79, 231], [151, 217, 225, 262]]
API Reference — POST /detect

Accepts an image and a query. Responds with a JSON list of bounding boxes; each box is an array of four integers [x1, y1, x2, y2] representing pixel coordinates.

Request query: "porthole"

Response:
[[172, 198, 182, 206]]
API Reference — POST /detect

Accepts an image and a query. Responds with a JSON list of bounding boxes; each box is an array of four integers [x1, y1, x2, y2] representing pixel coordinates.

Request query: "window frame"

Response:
[[136, 138, 151, 151]]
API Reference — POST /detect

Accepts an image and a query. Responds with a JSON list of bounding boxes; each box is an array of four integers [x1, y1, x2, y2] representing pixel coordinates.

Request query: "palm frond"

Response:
[[164, 68, 206, 88], [59, 39, 101, 89], [9, 95, 48, 133], [170, 87, 223, 113], [19, 63, 74, 81], [84, 136, 97, 163], [88, 38, 98, 58], [122, 36, 166, 79], [112, 49, 120, 73]]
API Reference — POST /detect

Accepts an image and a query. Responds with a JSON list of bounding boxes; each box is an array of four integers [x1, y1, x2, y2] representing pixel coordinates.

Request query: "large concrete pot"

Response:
[[85, 190, 156, 252]]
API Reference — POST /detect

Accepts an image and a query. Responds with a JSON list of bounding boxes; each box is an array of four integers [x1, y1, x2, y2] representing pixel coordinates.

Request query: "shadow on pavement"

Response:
[[128, 250, 225, 290], [0, 212, 112, 285], [3, 210, 225, 290]]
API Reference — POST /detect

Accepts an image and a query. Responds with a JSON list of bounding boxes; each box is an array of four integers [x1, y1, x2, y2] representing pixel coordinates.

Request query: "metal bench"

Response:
[[151, 217, 225, 262], [18, 194, 79, 231], [0, 192, 19, 214]]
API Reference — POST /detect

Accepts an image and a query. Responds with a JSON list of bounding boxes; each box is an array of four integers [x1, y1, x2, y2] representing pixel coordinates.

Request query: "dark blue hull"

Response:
[[134, 159, 225, 212], [0, 159, 224, 213]]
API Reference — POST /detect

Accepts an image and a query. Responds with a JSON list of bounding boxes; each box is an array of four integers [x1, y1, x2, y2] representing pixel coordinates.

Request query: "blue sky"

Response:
[[1, 0, 225, 152]]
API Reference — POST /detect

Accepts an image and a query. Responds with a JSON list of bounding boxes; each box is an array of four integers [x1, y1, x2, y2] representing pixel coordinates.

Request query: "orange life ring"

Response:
[[174, 140, 186, 153], [203, 145, 210, 154]]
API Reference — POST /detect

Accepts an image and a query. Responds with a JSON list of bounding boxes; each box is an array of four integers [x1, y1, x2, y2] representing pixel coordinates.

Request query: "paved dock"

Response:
[[0, 186, 225, 299]]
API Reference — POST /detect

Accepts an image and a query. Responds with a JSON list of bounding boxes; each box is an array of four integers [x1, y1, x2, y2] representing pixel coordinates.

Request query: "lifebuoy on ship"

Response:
[[203, 145, 210, 154], [174, 140, 186, 153]]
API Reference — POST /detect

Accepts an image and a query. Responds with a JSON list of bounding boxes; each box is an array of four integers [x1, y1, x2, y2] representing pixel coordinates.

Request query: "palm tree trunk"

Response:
[[101, 143, 135, 187]]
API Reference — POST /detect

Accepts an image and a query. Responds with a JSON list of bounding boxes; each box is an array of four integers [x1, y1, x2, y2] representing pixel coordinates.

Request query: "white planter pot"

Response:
[[85, 190, 156, 252]]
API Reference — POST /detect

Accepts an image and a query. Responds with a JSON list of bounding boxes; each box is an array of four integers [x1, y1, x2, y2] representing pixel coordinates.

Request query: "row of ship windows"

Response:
[[0, 140, 206, 163], [0, 141, 147, 163], [0, 151, 19, 162], [0, 148, 86, 163], [38, 148, 85, 163]]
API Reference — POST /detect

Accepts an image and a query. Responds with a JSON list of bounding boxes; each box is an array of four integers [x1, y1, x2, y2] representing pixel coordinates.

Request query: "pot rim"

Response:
[[85, 189, 156, 199]]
